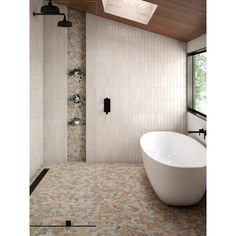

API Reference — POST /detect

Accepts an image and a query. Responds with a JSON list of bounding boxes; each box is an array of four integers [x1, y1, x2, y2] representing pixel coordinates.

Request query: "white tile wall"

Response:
[[30, 2, 68, 175], [187, 34, 206, 53], [30, 0, 44, 177], [86, 14, 187, 163], [187, 112, 206, 145], [43, 7, 68, 163]]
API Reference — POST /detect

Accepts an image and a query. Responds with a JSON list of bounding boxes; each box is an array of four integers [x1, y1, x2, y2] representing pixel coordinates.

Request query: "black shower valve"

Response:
[[104, 97, 111, 114], [188, 128, 207, 140]]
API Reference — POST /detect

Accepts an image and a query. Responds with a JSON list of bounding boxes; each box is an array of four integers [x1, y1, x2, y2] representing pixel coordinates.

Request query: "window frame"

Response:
[[187, 48, 207, 120]]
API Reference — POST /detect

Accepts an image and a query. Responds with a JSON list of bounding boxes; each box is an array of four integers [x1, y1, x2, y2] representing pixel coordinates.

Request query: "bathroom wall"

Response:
[[30, 0, 44, 176], [187, 34, 206, 53], [187, 112, 206, 145], [187, 34, 206, 145], [86, 14, 187, 163], [67, 9, 86, 161], [43, 6, 68, 163]]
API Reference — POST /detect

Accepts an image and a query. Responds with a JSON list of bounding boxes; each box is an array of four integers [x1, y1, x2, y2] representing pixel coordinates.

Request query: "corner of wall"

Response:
[[30, 0, 45, 177], [187, 112, 206, 146], [187, 34, 206, 53]]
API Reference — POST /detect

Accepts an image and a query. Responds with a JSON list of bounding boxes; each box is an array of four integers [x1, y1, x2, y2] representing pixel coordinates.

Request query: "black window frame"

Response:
[[187, 48, 207, 121]]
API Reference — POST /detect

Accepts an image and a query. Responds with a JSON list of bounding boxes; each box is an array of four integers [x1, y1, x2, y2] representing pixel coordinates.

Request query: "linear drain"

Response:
[[30, 225, 96, 228], [30, 168, 49, 195], [30, 171, 96, 228], [30, 220, 96, 228]]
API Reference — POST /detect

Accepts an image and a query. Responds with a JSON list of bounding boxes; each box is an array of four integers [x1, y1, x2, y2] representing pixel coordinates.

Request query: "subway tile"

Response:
[[86, 14, 186, 163]]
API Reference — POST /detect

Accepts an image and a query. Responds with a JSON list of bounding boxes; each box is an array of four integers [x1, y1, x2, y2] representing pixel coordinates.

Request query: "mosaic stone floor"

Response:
[[30, 162, 206, 236]]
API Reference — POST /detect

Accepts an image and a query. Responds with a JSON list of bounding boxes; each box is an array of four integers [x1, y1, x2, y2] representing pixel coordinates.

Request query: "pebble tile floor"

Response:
[[30, 162, 206, 236]]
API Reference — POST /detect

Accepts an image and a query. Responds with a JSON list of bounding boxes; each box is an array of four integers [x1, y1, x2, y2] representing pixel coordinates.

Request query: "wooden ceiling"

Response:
[[54, 0, 206, 42]]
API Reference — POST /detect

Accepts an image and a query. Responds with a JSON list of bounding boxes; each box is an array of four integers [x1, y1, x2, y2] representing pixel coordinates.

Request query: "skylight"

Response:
[[102, 0, 158, 25]]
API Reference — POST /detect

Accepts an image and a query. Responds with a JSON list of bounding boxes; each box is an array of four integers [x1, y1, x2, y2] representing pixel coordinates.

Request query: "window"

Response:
[[187, 49, 207, 118]]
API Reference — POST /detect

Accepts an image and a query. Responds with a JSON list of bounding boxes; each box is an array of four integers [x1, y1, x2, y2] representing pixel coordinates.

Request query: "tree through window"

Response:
[[187, 49, 207, 116], [193, 52, 206, 114]]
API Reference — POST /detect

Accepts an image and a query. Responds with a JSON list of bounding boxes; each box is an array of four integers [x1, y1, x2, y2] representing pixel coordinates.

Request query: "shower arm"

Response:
[[33, 12, 66, 18]]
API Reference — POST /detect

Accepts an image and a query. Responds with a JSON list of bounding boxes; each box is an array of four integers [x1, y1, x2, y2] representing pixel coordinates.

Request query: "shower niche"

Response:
[[67, 67, 86, 126]]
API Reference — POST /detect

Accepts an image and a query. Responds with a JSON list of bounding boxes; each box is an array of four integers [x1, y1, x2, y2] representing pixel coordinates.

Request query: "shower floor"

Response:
[[30, 162, 206, 235]]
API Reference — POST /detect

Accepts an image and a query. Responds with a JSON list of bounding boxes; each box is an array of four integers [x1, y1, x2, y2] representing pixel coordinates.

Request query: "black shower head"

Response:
[[33, 0, 72, 28], [41, 0, 60, 15], [57, 16, 72, 27]]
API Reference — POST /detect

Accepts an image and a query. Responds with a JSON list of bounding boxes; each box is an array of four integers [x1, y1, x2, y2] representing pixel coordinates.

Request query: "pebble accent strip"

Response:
[[67, 9, 86, 161]]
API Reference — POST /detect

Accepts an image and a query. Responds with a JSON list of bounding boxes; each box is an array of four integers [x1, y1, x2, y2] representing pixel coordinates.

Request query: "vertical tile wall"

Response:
[[30, 0, 44, 176], [86, 14, 187, 163], [43, 6, 68, 163], [67, 9, 86, 161], [187, 113, 206, 145]]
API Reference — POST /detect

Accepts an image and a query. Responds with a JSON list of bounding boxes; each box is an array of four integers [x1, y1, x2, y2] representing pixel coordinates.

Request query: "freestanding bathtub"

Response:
[[140, 131, 206, 206]]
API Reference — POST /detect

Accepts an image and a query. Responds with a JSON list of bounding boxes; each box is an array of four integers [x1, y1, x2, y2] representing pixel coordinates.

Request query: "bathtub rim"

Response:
[[140, 131, 206, 169]]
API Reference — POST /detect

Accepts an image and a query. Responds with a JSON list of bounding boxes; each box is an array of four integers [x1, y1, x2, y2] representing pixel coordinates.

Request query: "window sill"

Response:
[[187, 107, 206, 121]]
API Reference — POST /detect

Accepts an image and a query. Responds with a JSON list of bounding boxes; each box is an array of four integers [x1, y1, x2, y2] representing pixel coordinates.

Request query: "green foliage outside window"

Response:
[[193, 52, 207, 114]]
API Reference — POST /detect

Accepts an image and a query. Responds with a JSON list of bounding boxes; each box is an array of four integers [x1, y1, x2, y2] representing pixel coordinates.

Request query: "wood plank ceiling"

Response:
[[54, 0, 206, 42]]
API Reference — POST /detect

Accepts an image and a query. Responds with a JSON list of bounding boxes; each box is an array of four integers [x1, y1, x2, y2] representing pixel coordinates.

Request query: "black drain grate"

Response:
[[30, 168, 49, 195]]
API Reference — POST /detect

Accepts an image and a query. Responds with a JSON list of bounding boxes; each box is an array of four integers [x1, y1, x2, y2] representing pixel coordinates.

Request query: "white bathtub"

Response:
[[140, 131, 206, 206]]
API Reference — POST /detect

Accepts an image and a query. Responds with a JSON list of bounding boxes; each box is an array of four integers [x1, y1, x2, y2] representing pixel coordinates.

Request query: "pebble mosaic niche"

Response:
[[67, 8, 86, 161]]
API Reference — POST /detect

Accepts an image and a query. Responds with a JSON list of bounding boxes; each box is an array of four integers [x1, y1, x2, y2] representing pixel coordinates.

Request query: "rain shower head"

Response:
[[57, 16, 72, 27], [33, 0, 72, 28], [40, 0, 60, 15]]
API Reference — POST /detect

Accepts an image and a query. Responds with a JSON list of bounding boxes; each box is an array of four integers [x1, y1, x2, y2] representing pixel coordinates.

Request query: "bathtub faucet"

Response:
[[188, 128, 207, 140]]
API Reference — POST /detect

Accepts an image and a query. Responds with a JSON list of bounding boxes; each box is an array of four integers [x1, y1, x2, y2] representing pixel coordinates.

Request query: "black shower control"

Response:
[[188, 128, 207, 140], [104, 98, 111, 114]]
